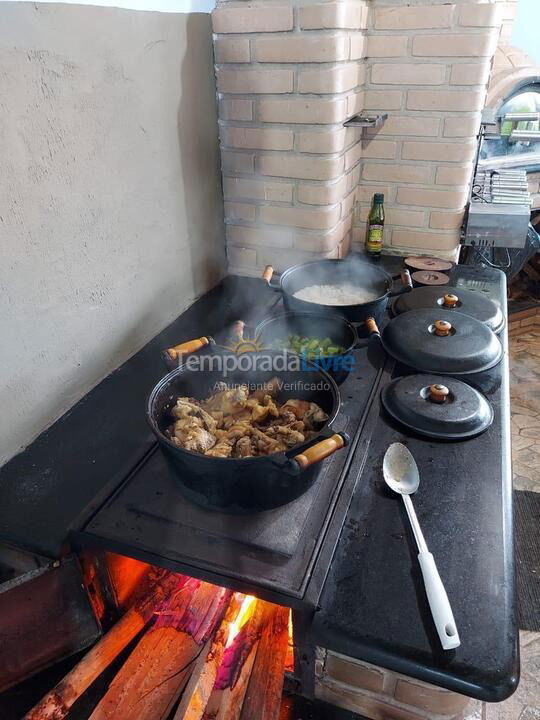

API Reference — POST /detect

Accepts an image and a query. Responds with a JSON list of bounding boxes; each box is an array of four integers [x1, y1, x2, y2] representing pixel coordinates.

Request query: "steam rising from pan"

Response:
[[293, 283, 376, 306], [282, 257, 386, 299]]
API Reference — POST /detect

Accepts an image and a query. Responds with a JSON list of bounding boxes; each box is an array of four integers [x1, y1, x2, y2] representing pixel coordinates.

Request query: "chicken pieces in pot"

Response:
[[167, 377, 328, 458]]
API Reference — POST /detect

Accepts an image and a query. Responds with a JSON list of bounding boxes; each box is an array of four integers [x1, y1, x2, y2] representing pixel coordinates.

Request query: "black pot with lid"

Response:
[[392, 286, 504, 334], [381, 374, 494, 440], [367, 308, 503, 377]]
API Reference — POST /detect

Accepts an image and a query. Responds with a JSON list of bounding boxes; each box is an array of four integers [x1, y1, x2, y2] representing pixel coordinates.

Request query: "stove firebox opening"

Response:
[[21, 551, 295, 720]]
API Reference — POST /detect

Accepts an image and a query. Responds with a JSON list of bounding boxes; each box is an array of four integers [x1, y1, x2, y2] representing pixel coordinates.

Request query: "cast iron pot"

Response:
[[262, 258, 413, 325], [255, 311, 358, 385], [391, 286, 505, 335], [366, 310, 503, 392], [147, 349, 346, 513], [381, 375, 494, 441]]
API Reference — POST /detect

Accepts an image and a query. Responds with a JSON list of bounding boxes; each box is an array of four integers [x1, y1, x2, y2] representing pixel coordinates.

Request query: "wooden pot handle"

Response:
[[401, 268, 413, 290], [366, 316, 380, 336], [262, 265, 274, 284], [164, 336, 210, 362], [428, 384, 449, 404], [443, 293, 459, 308], [294, 433, 346, 471]]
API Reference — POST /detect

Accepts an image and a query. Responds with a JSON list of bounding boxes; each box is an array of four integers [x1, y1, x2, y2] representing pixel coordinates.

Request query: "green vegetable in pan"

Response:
[[271, 335, 346, 358]]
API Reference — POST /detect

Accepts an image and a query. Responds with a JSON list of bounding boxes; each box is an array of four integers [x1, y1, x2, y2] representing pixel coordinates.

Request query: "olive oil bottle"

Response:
[[365, 193, 385, 256]]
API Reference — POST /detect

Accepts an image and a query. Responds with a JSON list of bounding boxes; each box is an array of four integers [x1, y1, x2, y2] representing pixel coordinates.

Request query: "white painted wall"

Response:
[[0, 0, 216, 11], [0, 2, 226, 466]]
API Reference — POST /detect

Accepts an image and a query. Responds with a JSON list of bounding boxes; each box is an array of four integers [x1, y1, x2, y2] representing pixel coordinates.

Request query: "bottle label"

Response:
[[366, 224, 383, 253]]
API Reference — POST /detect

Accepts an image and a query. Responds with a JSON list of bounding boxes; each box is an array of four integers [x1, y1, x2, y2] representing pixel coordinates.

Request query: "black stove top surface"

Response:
[[73, 342, 385, 608], [0, 276, 281, 558], [0, 259, 518, 703], [310, 262, 518, 703]]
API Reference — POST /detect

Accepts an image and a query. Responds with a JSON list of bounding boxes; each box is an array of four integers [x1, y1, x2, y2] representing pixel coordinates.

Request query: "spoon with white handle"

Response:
[[383, 443, 460, 651]]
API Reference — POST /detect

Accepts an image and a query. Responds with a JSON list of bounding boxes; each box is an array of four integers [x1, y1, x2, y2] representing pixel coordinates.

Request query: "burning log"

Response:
[[214, 643, 258, 720], [201, 599, 286, 720], [239, 605, 290, 720], [172, 594, 245, 720], [285, 612, 294, 673], [25, 572, 290, 720], [88, 579, 231, 720], [23, 570, 185, 720]]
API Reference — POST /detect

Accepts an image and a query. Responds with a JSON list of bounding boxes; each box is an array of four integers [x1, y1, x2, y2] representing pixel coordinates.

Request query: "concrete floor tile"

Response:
[[484, 699, 524, 720], [507, 336, 540, 714], [516, 632, 540, 707], [463, 699, 483, 720], [519, 707, 540, 719]]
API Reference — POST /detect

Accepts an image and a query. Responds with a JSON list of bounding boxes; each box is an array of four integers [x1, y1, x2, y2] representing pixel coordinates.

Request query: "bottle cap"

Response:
[[374, 193, 384, 203]]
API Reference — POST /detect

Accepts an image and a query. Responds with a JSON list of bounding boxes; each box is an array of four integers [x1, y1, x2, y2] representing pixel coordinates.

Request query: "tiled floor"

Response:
[[510, 329, 540, 495], [465, 631, 540, 720], [465, 328, 540, 720]]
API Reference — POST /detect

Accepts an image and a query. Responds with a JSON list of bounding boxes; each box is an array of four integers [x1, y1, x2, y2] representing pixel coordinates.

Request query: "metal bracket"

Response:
[[343, 113, 388, 128], [481, 108, 498, 127]]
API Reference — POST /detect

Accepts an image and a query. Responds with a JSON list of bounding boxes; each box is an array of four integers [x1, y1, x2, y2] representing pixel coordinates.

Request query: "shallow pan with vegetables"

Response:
[[255, 312, 358, 385]]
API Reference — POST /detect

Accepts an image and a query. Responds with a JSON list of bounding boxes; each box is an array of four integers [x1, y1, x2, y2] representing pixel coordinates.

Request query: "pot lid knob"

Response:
[[428, 384, 450, 404], [434, 320, 452, 336], [443, 293, 459, 308]]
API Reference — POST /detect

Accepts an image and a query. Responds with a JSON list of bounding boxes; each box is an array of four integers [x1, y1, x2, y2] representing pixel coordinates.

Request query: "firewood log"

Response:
[[23, 570, 184, 720], [88, 580, 230, 720], [239, 605, 290, 720], [201, 600, 274, 720], [173, 594, 243, 720], [214, 643, 258, 720]]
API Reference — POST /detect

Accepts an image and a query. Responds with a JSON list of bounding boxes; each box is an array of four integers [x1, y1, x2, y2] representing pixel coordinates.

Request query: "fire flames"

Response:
[[24, 564, 295, 720], [226, 594, 257, 647], [285, 609, 294, 672]]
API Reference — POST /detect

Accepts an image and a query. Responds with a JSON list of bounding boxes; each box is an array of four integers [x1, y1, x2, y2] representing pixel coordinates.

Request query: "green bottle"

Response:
[[366, 193, 385, 256]]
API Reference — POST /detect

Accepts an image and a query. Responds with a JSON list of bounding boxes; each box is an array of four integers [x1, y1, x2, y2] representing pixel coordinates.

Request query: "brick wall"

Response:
[[487, 42, 537, 108], [212, 0, 503, 275], [315, 647, 473, 720], [352, 0, 501, 261], [498, 0, 519, 43], [213, 0, 368, 275], [485, 41, 540, 213]]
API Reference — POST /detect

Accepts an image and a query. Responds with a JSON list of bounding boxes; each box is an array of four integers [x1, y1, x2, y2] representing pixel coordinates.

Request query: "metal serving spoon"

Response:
[[383, 443, 460, 651]]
